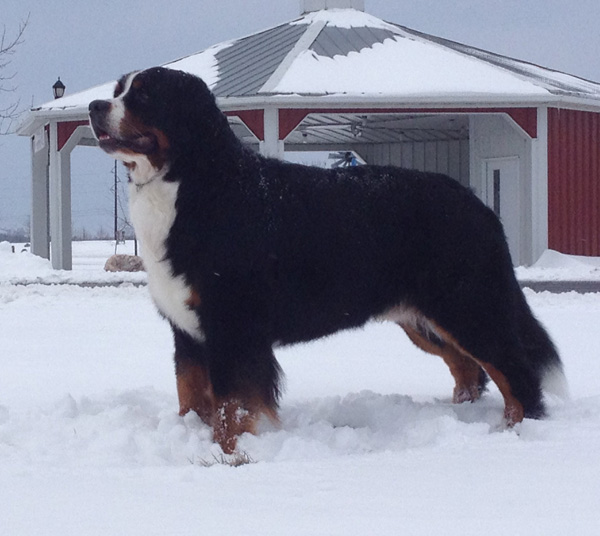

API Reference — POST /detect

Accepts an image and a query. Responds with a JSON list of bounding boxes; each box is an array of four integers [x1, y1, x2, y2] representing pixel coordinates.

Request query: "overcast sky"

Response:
[[1, 0, 599, 235]]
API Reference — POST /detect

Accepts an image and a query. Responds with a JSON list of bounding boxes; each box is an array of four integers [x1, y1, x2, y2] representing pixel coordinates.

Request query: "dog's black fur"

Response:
[[89, 67, 564, 452]]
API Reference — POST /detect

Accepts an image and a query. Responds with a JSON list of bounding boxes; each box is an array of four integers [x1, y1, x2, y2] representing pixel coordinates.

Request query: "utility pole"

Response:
[[113, 160, 118, 243], [111, 160, 138, 255]]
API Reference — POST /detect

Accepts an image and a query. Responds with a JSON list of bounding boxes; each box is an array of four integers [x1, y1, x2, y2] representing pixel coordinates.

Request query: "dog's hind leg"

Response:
[[399, 323, 488, 404], [432, 321, 545, 425]]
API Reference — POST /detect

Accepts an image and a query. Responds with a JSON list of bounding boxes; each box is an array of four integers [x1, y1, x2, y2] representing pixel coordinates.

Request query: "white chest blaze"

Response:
[[129, 179, 203, 340]]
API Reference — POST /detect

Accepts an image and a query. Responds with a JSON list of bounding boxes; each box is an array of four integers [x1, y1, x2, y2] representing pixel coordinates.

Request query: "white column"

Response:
[[531, 107, 549, 263], [48, 121, 73, 270], [260, 108, 284, 159], [30, 127, 50, 259]]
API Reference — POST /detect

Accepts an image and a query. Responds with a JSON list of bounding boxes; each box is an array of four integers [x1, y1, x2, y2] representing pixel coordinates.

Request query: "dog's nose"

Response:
[[89, 100, 111, 115]]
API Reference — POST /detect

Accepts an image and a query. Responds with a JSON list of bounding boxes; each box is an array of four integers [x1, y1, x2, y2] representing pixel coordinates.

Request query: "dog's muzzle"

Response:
[[88, 100, 113, 140], [89, 99, 158, 156]]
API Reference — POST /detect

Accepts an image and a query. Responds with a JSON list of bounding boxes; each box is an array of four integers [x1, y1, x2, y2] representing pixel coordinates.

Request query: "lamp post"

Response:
[[52, 77, 65, 99]]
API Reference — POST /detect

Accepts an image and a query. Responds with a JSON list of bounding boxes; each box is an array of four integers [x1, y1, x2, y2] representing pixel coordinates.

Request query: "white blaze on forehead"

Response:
[[116, 70, 141, 99], [106, 71, 141, 133]]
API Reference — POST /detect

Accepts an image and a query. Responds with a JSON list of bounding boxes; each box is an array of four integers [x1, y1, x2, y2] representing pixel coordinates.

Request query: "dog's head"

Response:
[[89, 67, 222, 184]]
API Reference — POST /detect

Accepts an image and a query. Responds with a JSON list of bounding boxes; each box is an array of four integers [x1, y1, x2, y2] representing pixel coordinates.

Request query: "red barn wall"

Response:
[[548, 108, 600, 256]]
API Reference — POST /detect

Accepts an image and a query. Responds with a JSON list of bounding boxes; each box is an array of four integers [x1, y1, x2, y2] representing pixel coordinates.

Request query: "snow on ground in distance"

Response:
[[1, 242, 599, 535], [3, 240, 600, 284]]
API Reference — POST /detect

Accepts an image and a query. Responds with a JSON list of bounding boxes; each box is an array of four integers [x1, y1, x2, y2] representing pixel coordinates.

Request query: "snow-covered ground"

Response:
[[1, 242, 599, 535]]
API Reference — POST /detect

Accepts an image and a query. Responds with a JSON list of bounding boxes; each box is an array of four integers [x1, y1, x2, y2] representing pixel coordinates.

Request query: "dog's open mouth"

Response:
[[96, 129, 157, 155]]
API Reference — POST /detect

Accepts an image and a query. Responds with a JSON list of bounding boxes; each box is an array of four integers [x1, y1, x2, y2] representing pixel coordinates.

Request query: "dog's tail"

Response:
[[516, 289, 569, 400]]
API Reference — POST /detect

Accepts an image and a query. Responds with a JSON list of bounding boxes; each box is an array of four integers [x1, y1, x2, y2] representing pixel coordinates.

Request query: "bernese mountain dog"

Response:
[[89, 67, 565, 454]]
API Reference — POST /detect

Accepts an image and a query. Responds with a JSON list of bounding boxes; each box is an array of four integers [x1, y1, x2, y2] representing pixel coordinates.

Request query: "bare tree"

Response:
[[1, 16, 28, 135]]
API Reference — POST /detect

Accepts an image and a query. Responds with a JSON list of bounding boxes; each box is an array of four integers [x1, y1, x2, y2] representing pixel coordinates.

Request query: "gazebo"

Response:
[[17, 0, 600, 269]]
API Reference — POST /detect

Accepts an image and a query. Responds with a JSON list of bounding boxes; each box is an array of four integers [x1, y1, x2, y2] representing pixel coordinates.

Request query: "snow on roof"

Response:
[[292, 7, 399, 31], [270, 33, 548, 97], [20, 7, 600, 133], [31, 41, 229, 115], [162, 41, 232, 87], [271, 9, 600, 99]]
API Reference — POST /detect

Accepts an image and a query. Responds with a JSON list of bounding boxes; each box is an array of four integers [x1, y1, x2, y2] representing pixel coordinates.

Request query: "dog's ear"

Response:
[[174, 71, 238, 152], [178, 71, 218, 116]]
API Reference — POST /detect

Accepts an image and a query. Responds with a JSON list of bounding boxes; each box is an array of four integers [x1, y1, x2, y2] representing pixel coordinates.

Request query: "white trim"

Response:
[[497, 113, 534, 140], [531, 106, 549, 262], [62, 125, 93, 154], [219, 93, 600, 109], [260, 107, 284, 158], [17, 93, 600, 137]]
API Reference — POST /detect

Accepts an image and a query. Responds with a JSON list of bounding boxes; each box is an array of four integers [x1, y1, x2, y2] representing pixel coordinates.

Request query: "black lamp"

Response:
[[53, 77, 66, 99]]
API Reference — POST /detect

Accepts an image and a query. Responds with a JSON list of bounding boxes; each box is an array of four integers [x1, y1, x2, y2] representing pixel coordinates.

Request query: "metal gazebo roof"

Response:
[[18, 7, 600, 137]]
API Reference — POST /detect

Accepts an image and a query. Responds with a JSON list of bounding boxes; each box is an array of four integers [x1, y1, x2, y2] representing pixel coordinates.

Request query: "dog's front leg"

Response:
[[172, 326, 215, 424], [206, 330, 282, 454]]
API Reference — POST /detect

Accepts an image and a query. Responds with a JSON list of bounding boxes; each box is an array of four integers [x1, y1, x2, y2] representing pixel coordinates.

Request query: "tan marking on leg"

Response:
[[212, 399, 257, 455], [176, 364, 215, 425], [445, 353, 485, 404], [401, 323, 443, 355], [474, 362, 524, 426], [427, 322, 525, 426], [212, 398, 280, 455], [401, 324, 484, 403]]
